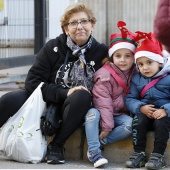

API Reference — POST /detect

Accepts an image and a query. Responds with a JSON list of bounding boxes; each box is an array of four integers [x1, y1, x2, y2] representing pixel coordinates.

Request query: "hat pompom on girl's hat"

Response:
[[134, 32, 164, 63], [108, 21, 148, 57]]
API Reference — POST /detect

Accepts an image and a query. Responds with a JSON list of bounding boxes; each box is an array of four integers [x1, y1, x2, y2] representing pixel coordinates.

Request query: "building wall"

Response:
[[83, 0, 159, 45], [0, 0, 34, 58], [0, 0, 159, 58]]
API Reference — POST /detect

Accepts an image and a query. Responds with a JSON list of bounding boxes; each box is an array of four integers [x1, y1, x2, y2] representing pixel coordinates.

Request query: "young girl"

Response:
[[85, 21, 140, 168], [125, 33, 170, 169]]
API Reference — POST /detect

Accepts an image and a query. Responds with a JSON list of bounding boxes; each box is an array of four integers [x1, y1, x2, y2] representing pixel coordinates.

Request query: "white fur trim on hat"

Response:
[[108, 42, 136, 57], [135, 51, 164, 63]]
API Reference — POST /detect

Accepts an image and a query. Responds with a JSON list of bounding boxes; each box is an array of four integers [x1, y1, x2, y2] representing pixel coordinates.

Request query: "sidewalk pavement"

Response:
[[0, 157, 170, 170], [0, 156, 165, 170]]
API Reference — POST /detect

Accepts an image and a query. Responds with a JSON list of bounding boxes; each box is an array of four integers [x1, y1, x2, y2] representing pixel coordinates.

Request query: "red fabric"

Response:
[[135, 33, 163, 57], [154, 0, 170, 53], [109, 21, 138, 50]]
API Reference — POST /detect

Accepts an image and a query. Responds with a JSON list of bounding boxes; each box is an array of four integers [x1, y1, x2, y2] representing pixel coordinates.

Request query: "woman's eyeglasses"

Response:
[[68, 19, 91, 29]]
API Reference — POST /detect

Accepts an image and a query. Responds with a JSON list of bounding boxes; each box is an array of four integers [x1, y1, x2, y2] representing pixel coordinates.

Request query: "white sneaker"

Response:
[[94, 157, 108, 168], [87, 150, 108, 168]]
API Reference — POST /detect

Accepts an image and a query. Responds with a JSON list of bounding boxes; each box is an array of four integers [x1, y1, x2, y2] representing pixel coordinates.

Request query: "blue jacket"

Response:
[[125, 51, 170, 117]]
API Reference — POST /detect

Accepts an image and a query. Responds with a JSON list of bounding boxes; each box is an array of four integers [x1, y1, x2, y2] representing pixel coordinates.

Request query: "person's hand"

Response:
[[152, 109, 167, 119], [67, 86, 88, 96], [99, 131, 109, 140], [140, 105, 157, 118]]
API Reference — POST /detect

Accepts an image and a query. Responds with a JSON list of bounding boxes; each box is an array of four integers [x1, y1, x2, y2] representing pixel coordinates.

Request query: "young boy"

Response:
[[125, 32, 170, 170]]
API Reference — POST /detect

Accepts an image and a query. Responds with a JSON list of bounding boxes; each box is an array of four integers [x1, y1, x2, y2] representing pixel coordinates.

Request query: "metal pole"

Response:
[[34, 0, 46, 54]]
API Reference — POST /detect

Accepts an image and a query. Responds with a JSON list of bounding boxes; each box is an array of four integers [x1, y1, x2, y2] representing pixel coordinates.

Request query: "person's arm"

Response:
[[125, 76, 146, 115], [154, 0, 170, 53], [25, 40, 69, 103], [161, 103, 170, 117], [92, 76, 114, 132]]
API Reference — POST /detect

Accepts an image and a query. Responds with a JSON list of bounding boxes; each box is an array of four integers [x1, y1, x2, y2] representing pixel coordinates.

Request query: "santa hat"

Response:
[[135, 32, 163, 63], [108, 21, 145, 57]]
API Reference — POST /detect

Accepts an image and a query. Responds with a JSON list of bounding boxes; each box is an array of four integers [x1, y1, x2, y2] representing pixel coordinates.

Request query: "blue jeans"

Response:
[[85, 108, 132, 152]]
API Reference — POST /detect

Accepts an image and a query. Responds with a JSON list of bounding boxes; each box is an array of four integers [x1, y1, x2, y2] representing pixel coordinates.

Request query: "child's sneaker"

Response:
[[87, 149, 108, 168], [145, 153, 166, 170], [125, 152, 147, 168]]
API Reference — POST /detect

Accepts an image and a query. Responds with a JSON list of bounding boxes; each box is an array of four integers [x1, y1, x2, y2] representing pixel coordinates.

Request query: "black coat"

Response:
[[25, 33, 108, 103]]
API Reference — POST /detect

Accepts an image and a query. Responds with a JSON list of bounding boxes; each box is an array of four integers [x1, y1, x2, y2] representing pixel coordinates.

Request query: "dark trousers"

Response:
[[0, 89, 92, 145], [132, 113, 170, 155], [0, 90, 29, 127], [51, 90, 92, 145]]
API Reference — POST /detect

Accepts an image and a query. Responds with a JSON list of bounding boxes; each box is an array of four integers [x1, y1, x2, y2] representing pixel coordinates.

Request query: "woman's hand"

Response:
[[67, 86, 88, 96], [99, 131, 109, 140]]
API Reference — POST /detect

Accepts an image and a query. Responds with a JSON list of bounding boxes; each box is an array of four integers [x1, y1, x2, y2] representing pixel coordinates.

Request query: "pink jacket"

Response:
[[92, 63, 136, 132], [154, 0, 170, 53]]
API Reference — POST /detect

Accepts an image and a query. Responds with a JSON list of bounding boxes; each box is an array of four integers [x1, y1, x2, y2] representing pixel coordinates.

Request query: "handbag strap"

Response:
[[140, 73, 168, 98], [103, 64, 129, 94]]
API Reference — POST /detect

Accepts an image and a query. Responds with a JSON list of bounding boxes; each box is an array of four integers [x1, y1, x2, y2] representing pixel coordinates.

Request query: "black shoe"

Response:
[[46, 143, 65, 164], [125, 152, 147, 168], [145, 153, 166, 170]]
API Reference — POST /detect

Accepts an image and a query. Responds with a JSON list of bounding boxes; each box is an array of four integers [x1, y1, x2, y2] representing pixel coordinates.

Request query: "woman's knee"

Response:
[[0, 90, 29, 127], [0, 90, 29, 112], [69, 90, 92, 106], [62, 90, 92, 121], [85, 108, 100, 123]]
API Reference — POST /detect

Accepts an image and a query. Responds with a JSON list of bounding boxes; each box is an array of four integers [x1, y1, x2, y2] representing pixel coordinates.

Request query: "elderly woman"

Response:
[[0, 2, 108, 167]]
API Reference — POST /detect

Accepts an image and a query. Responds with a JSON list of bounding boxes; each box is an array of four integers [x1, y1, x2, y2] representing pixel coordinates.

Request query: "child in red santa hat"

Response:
[[125, 32, 170, 169], [85, 21, 143, 168]]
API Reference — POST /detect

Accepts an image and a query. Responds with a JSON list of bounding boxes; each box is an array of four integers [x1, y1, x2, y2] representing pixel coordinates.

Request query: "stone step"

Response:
[[63, 127, 170, 166]]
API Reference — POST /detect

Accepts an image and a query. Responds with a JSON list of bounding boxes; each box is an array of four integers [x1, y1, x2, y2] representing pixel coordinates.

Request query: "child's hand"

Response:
[[99, 131, 109, 139], [152, 109, 167, 119], [140, 105, 157, 118]]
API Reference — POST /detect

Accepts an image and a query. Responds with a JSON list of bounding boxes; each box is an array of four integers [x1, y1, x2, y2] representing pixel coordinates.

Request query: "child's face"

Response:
[[136, 57, 162, 77], [112, 48, 134, 71]]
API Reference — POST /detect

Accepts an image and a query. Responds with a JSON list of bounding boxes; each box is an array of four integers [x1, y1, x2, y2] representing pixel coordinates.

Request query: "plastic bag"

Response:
[[0, 82, 47, 163]]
